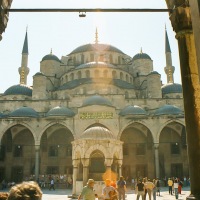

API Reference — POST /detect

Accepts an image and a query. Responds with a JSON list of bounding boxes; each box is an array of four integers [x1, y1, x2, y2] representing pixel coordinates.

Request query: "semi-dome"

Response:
[[80, 126, 114, 139], [119, 105, 147, 116], [162, 83, 182, 95], [41, 53, 60, 62], [9, 106, 39, 118], [132, 52, 152, 61], [82, 95, 112, 107], [46, 106, 75, 117], [148, 71, 160, 75], [68, 43, 125, 55], [4, 84, 32, 96], [154, 105, 183, 116], [76, 61, 116, 69], [34, 72, 45, 76]]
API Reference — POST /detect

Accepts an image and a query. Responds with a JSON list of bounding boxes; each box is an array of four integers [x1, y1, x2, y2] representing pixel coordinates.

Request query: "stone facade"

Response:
[[0, 29, 188, 193]]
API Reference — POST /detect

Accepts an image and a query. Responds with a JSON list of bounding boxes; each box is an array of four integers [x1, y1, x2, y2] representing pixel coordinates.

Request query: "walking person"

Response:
[[49, 178, 55, 190], [178, 179, 183, 194], [136, 179, 145, 200], [174, 179, 179, 199], [78, 179, 97, 200], [102, 179, 117, 200], [168, 178, 173, 195], [155, 178, 160, 196], [117, 176, 126, 200], [144, 179, 155, 200], [152, 179, 157, 200]]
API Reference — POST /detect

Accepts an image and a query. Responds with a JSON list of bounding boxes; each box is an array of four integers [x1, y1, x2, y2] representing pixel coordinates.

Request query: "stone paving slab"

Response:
[[41, 187, 191, 200]]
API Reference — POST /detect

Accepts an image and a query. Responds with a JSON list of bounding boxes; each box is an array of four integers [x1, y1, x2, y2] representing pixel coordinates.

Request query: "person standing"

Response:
[[78, 179, 96, 200], [144, 179, 155, 200], [136, 179, 145, 200], [168, 178, 173, 195], [102, 179, 117, 200], [178, 179, 183, 194], [49, 178, 55, 190], [117, 176, 126, 200], [152, 179, 157, 200], [155, 178, 160, 196], [173, 179, 179, 199]]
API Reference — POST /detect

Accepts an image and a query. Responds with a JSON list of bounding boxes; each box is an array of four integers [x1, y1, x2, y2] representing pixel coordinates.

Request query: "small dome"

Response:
[[119, 105, 147, 116], [148, 71, 160, 75], [76, 61, 116, 69], [9, 106, 39, 118], [42, 53, 60, 62], [46, 106, 75, 117], [132, 52, 151, 61], [34, 72, 45, 76], [69, 43, 125, 55], [4, 84, 32, 96], [82, 95, 112, 107], [80, 126, 114, 139], [162, 83, 182, 95], [154, 105, 183, 116]]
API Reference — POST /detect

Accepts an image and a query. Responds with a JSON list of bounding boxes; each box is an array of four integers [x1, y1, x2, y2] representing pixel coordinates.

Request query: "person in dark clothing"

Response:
[[136, 179, 145, 200], [117, 176, 126, 200], [156, 178, 160, 196]]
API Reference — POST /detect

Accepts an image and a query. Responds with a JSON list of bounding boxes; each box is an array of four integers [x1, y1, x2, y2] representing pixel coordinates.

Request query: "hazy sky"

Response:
[[0, 0, 182, 93]]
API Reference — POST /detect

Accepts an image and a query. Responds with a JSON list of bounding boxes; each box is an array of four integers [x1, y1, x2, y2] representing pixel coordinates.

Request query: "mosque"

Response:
[[0, 29, 188, 193]]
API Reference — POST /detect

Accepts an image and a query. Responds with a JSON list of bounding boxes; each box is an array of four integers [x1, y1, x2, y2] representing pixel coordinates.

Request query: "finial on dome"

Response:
[[140, 47, 143, 54], [95, 28, 99, 44]]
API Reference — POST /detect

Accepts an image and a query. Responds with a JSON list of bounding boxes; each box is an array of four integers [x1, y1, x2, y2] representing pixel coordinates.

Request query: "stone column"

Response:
[[154, 143, 159, 178], [166, 1, 200, 199], [72, 159, 79, 195], [82, 158, 89, 186], [118, 159, 123, 178], [35, 145, 40, 180], [105, 158, 113, 180]]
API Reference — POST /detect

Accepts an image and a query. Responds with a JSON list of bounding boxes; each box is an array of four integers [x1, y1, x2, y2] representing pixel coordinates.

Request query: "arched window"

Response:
[[130, 77, 133, 83], [103, 70, 108, 78], [77, 71, 82, 79], [120, 72, 124, 80], [86, 70, 90, 78], [95, 70, 100, 78], [73, 56, 76, 65], [109, 54, 113, 63], [118, 56, 121, 64], [70, 73, 74, 81], [112, 71, 117, 79], [65, 75, 68, 82], [126, 74, 129, 82], [90, 54, 94, 62], [81, 54, 84, 63]]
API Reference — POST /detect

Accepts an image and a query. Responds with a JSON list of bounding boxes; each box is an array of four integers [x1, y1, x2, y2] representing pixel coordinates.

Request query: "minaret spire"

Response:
[[95, 28, 99, 44], [19, 29, 30, 85], [164, 27, 175, 84]]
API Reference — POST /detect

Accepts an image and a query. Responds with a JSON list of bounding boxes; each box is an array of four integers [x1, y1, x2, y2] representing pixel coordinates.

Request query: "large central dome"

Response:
[[68, 43, 125, 55]]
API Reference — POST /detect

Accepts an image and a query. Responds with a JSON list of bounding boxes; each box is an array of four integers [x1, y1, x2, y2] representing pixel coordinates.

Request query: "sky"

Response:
[[0, 0, 182, 93]]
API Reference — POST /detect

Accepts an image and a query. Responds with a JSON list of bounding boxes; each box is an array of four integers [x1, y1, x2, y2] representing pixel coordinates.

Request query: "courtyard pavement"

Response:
[[41, 186, 191, 200]]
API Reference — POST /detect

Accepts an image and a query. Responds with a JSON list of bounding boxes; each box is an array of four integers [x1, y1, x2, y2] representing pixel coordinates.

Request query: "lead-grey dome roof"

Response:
[[161, 83, 182, 95], [119, 105, 147, 116], [9, 106, 39, 118], [76, 61, 116, 69], [41, 53, 60, 62], [69, 43, 125, 55], [82, 95, 112, 107], [154, 105, 183, 116], [46, 106, 75, 117], [80, 126, 114, 139], [4, 84, 32, 96], [132, 52, 152, 61]]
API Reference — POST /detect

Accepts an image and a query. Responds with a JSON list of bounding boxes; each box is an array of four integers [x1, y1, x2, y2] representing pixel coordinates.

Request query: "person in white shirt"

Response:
[[173, 179, 179, 199]]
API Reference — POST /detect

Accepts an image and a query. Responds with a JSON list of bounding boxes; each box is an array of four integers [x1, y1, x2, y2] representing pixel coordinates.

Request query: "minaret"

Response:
[[18, 28, 30, 85], [95, 28, 99, 44], [164, 27, 175, 83]]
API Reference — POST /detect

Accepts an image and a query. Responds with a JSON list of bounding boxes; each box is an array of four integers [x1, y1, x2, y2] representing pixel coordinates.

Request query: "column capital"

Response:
[[105, 158, 113, 167], [154, 143, 159, 149], [72, 159, 80, 167], [169, 3, 192, 34], [81, 158, 90, 167], [35, 145, 40, 151]]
